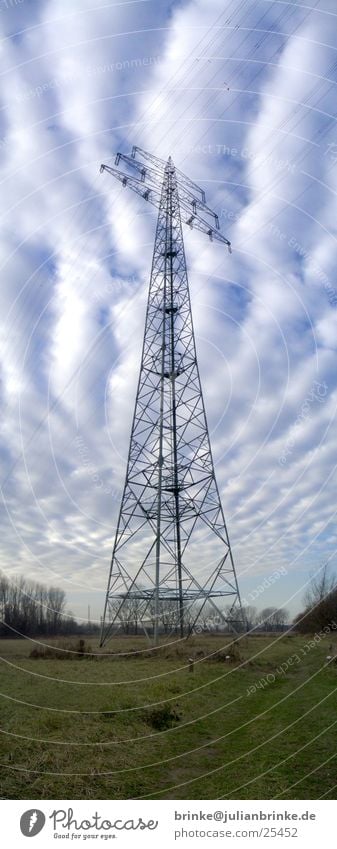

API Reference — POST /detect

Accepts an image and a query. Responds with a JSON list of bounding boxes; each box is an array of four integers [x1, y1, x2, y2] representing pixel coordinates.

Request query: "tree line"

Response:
[[107, 597, 290, 635], [294, 564, 337, 632], [1, 563, 335, 638], [0, 572, 83, 637]]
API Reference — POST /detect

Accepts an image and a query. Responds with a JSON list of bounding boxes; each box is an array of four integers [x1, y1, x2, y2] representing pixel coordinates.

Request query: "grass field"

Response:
[[0, 632, 336, 800]]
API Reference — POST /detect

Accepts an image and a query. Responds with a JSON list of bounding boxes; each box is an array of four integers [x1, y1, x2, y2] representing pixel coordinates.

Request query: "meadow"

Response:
[[0, 632, 336, 799]]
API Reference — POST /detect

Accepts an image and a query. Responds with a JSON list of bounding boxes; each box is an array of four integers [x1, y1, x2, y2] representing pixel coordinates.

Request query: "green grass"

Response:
[[0, 632, 336, 799]]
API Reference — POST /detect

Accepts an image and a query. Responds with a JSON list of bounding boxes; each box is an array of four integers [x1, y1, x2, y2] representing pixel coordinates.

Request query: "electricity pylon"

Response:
[[100, 147, 244, 646]]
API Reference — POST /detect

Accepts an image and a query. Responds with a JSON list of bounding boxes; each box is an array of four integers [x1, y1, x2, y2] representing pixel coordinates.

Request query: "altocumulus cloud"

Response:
[[0, 0, 337, 622]]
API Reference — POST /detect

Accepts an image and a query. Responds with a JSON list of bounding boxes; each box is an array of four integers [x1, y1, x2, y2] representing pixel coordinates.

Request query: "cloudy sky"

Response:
[[1, 0, 337, 623]]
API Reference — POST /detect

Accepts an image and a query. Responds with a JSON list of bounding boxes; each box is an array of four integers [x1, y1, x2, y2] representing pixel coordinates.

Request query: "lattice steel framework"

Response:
[[100, 147, 244, 645]]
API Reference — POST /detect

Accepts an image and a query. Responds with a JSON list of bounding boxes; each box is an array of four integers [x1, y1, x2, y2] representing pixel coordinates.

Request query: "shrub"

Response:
[[212, 641, 242, 663], [143, 703, 181, 730], [29, 638, 92, 659]]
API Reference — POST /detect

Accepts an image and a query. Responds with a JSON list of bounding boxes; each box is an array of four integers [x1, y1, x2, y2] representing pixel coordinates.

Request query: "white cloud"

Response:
[[1, 0, 337, 621]]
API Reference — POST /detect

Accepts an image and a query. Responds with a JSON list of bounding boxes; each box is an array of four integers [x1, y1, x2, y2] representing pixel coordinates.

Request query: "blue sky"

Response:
[[1, 0, 337, 623]]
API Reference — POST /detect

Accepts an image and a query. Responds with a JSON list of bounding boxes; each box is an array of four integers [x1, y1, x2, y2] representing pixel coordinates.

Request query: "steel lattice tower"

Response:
[[100, 147, 244, 645]]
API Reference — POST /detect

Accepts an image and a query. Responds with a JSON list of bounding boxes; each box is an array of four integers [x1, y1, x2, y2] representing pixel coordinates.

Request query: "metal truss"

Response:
[[100, 148, 243, 645], [100, 147, 232, 248]]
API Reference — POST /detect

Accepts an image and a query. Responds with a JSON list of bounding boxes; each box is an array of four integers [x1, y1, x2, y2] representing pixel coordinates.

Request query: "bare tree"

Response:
[[0, 571, 74, 636], [258, 607, 289, 631], [242, 605, 258, 630], [160, 601, 179, 634], [304, 563, 336, 609], [272, 608, 289, 629], [295, 564, 337, 633], [116, 596, 145, 634], [46, 587, 66, 634]]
